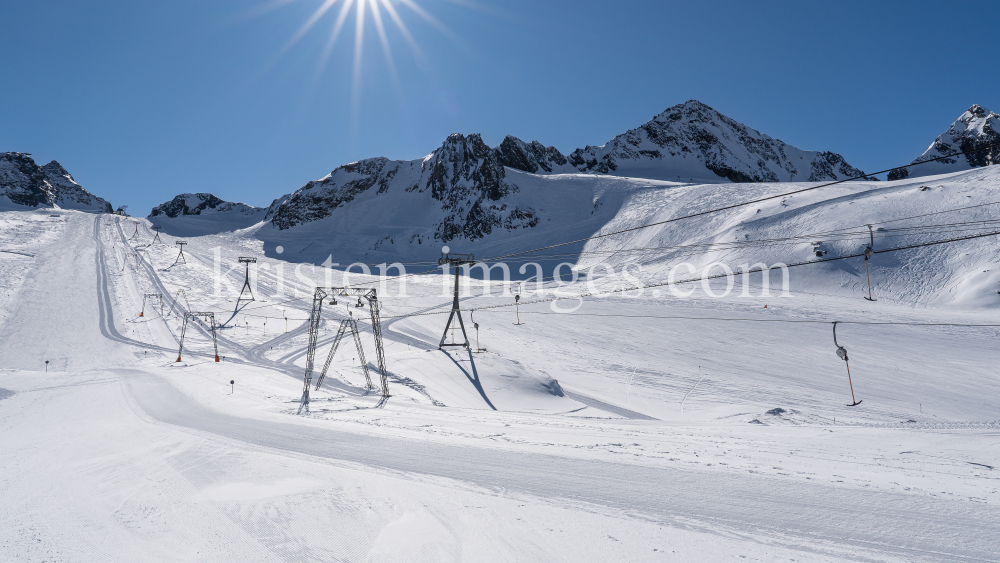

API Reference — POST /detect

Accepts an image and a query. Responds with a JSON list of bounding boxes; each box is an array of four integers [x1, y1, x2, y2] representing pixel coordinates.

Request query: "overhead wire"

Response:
[[484, 142, 1000, 262], [375, 226, 1000, 318], [473, 310, 1000, 328]]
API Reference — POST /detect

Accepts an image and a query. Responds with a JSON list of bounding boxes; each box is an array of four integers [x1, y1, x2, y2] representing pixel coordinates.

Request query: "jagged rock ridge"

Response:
[[493, 136, 574, 174], [888, 105, 1000, 181], [155, 100, 873, 250], [494, 101, 868, 183], [149, 193, 263, 218], [0, 152, 112, 212], [268, 133, 539, 242], [562, 100, 866, 182]]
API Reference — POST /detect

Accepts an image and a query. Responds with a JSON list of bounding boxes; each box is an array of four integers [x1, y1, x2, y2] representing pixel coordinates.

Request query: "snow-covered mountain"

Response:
[[492, 136, 575, 175], [153, 100, 874, 257], [495, 101, 869, 183], [888, 105, 1000, 180], [0, 152, 112, 212], [148, 193, 266, 236], [266, 133, 541, 245], [563, 100, 868, 183], [149, 193, 262, 218]]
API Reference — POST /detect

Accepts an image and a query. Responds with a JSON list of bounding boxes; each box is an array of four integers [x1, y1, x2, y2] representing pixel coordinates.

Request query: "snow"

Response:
[[2, 165, 1000, 561], [896, 104, 1000, 179]]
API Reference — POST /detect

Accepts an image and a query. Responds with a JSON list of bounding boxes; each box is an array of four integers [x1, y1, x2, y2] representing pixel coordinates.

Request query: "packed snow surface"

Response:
[[2, 166, 1000, 561]]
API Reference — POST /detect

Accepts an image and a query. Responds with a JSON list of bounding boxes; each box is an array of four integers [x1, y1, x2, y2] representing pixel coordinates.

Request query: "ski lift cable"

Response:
[[378, 226, 1000, 318], [342, 196, 1000, 289], [483, 142, 1000, 263], [153, 198, 1000, 314], [382, 220, 1000, 300], [335, 218, 1000, 299], [307, 181, 1000, 295], [462, 310, 1000, 328]]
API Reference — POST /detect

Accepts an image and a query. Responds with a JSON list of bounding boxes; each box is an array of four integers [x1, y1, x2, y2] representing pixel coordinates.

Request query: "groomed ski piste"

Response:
[[2, 167, 1000, 562]]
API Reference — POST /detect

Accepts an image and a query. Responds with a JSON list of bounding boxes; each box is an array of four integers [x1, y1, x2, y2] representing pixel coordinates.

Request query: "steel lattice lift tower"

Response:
[[176, 312, 220, 363], [237, 257, 256, 303], [151, 225, 162, 243], [174, 241, 187, 264], [129, 221, 140, 241], [140, 293, 163, 317], [437, 251, 476, 349], [299, 287, 389, 413], [314, 314, 373, 392]]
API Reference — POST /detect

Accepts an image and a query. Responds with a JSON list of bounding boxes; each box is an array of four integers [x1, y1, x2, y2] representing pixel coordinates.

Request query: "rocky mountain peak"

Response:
[[40, 160, 72, 179], [494, 136, 572, 174], [513, 100, 867, 183], [888, 104, 999, 181], [266, 132, 537, 243], [968, 104, 988, 118], [0, 152, 111, 212], [149, 193, 262, 218]]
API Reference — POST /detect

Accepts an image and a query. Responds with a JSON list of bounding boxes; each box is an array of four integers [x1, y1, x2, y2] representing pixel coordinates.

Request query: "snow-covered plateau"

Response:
[[2, 154, 1000, 561]]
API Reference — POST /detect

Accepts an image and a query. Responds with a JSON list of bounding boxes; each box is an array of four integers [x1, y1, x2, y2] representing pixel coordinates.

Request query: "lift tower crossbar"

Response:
[[237, 257, 257, 303], [299, 287, 388, 412], [437, 252, 476, 349], [176, 312, 220, 363]]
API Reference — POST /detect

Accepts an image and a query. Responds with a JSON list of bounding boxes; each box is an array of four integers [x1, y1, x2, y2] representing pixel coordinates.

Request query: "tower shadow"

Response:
[[441, 349, 496, 410]]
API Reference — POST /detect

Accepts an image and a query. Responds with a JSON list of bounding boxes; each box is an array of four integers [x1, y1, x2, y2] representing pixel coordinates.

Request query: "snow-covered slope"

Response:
[[255, 162, 1000, 312], [260, 133, 606, 261], [256, 163, 669, 264], [0, 152, 112, 212], [4, 166, 1000, 562], [563, 100, 869, 183], [888, 105, 1000, 180], [148, 192, 266, 236], [567, 165, 1000, 310], [154, 100, 872, 258]]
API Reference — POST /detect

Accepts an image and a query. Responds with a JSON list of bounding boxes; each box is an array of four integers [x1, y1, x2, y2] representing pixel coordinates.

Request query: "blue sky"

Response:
[[2, 0, 997, 214]]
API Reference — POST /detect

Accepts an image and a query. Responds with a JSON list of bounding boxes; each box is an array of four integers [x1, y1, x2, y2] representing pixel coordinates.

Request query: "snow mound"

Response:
[[382, 349, 585, 414]]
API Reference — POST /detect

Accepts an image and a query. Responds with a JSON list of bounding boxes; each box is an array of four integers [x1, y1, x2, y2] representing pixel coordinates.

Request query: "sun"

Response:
[[264, 0, 447, 85], [252, 0, 452, 142]]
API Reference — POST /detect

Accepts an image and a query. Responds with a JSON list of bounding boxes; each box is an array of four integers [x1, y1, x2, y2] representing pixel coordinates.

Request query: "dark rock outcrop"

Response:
[[149, 193, 262, 218], [888, 105, 1000, 180], [563, 100, 868, 183], [0, 152, 112, 212], [268, 133, 539, 242]]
